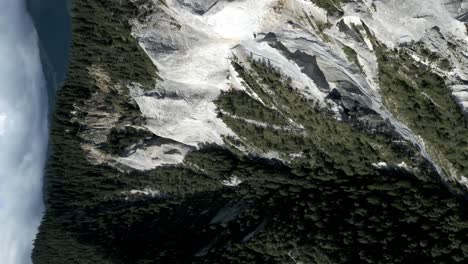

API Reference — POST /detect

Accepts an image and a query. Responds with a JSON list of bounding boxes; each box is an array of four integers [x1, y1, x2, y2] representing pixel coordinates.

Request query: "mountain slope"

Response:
[[33, 0, 468, 263]]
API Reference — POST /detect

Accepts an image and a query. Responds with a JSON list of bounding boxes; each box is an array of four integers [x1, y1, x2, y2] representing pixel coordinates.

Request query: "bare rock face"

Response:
[[121, 0, 468, 188], [443, 0, 468, 18], [176, 0, 220, 14]]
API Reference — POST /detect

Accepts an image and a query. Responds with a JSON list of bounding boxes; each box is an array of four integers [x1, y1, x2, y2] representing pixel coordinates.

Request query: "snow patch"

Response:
[[129, 0, 277, 161], [222, 175, 243, 187], [397, 161, 410, 170], [347, 0, 468, 48], [202, 0, 272, 40], [122, 188, 162, 199], [117, 143, 191, 171], [343, 16, 363, 27], [130, 86, 232, 146], [372, 161, 388, 168], [451, 85, 468, 112]]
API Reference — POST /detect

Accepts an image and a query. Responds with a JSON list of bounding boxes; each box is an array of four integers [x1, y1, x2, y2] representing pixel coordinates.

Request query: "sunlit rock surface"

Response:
[[69, 0, 467, 188]]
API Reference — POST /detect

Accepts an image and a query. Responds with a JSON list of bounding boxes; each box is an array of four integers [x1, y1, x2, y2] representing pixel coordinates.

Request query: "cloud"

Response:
[[0, 0, 48, 263]]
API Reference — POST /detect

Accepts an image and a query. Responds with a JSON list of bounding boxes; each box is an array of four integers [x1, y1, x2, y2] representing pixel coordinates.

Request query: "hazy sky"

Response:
[[0, 0, 48, 263]]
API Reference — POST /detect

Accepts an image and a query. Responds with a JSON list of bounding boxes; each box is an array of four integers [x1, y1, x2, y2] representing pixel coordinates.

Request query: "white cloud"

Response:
[[0, 0, 48, 263], [0, 114, 7, 136]]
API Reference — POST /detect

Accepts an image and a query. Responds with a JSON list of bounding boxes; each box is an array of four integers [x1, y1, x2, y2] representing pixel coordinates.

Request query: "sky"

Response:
[[0, 0, 48, 263]]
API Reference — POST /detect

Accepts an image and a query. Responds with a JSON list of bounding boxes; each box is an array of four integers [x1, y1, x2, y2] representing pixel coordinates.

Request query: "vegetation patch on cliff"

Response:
[[375, 44, 468, 188]]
